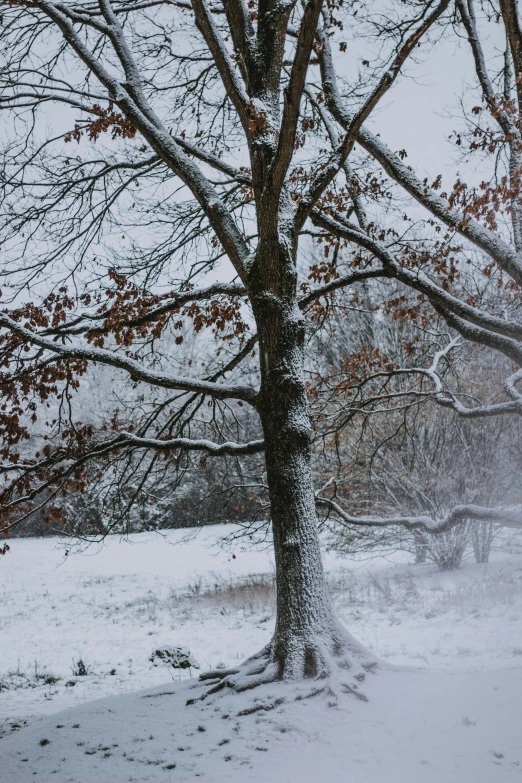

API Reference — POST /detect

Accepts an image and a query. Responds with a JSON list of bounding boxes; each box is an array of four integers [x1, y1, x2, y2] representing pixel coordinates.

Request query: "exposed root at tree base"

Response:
[[187, 627, 378, 710]]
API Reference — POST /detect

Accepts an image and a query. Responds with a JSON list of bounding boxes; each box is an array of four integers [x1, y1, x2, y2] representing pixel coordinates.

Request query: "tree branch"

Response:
[[499, 0, 522, 108], [316, 495, 522, 533], [311, 209, 522, 345], [191, 0, 251, 133], [119, 431, 265, 455], [0, 311, 258, 403], [266, 0, 323, 201], [223, 0, 255, 88], [316, 25, 522, 286], [33, 0, 251, 280], [44, 281, 247, 337], [296, 0, 450, 230], [299, 267, 387, 308]]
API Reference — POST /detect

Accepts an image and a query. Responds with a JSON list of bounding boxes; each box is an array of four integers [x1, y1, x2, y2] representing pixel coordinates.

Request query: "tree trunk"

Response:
[[257, 309, 344, 679], [472, 521, 494, 564], [413, 530, 428, 564], [197, 247, 375, 698], [250, 252, 373, 683], [428, 523, 470, 571]]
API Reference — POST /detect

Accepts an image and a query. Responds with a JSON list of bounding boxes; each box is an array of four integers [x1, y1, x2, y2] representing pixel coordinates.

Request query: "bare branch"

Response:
[[296, 0, 450, 230], [299, 267, 388, 309], [311, 209, 522, 348], [32, 0, 251, 279], [316, 27, 522, 286], [266, 0, 323, 202], [191, 0, 251, 133]]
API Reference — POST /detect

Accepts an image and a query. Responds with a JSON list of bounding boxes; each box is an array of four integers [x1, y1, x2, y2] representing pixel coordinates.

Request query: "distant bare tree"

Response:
[[310, 294, 522, 569]]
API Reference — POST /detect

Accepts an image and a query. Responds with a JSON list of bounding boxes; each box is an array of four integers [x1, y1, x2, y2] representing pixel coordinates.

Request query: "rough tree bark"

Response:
[[254, 249, 372, 684], [196, 231, 375, 699]]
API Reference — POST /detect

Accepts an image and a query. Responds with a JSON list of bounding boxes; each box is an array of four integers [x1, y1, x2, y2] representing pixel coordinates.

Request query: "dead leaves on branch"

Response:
[[0, 268, 251, 538], [93, 271, 249, 348], [64, 105, 137, 144]]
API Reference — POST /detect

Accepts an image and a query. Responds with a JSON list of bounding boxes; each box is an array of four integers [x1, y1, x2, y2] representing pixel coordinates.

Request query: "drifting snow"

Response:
[[1, 525, 522, 781]]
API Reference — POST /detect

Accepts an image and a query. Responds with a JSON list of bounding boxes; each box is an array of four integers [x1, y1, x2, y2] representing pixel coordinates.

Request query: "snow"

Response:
[[2, 667, 522, 782], [1, 525, 522, 782]]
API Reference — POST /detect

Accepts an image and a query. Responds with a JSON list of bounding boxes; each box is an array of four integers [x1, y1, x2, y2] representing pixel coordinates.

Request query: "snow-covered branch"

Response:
[[119, 432, 265, 455], [296, 0, 450, 230], [316, 26, 522, 287], [315, 495, 522, 533], [0, 312, 258, 404], [311, 210, 522, 362]]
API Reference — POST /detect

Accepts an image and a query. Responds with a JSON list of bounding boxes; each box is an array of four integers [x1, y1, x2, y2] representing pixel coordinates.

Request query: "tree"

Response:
[[1, 0, 522, 699], [309, 283, 522, 568]]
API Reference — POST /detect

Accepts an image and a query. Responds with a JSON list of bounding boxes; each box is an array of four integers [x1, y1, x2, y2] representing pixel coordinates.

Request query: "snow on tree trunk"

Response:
[[251, 241, 374, 683], [196, 247, 376, 699], [259, 307, 347, 679]]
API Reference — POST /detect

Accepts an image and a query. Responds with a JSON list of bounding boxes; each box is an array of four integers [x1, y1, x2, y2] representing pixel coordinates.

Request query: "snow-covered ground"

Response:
[[1, 526, 522, 782]]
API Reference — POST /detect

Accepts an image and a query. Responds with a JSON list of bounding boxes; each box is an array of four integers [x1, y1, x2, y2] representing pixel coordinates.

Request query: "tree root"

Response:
[[199, 668, 240, 682], [186, 624, 378, 708]]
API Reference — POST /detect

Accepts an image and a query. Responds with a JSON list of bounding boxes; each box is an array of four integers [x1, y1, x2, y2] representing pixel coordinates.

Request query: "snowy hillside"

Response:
[[1, 526, 522, 781]]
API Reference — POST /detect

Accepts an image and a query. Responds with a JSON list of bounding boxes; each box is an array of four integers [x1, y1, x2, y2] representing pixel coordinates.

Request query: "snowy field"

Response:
[[1, 525, 522, 782]]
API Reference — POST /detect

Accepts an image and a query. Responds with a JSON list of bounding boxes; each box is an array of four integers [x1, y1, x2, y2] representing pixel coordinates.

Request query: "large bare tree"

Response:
[[1, 0, 522, 697]]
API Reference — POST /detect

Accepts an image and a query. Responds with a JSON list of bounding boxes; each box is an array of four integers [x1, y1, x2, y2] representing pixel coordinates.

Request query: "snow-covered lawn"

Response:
[[1, 526, 522, 782]]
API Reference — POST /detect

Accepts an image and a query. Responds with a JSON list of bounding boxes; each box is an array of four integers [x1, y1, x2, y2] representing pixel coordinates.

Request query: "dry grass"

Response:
[[174, 574, 276, 617]]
